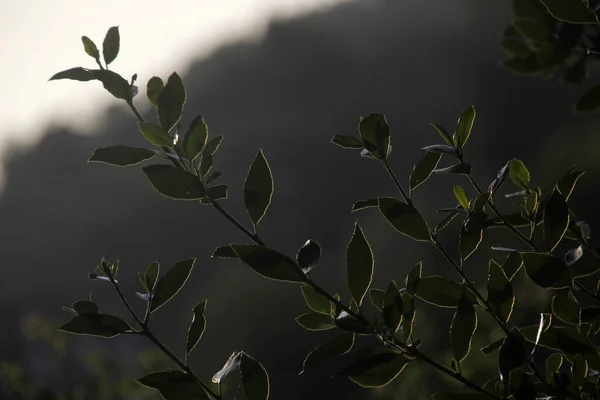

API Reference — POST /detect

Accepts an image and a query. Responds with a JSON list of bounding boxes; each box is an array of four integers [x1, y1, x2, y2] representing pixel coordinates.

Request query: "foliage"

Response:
[[48, 25, 600, 400]]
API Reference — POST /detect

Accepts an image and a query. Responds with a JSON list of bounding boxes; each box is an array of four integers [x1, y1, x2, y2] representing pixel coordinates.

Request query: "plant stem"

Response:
[[383, 160, 410, 204]]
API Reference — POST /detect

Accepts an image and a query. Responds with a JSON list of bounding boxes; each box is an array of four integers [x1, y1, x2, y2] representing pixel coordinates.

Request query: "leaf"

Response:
[[204, 185, 227, 201], [572, 354, 587, 389], [300, 285, 331, 314], [500, 252, 522, 281], [410, 152, 442, 191], [351, 199, 379, 212], [576, 85, 600, 114], [435, 212, 458, 233], [240, 353, 270, 400], [211, 245, 238, 259], [570, 262, 600, 278], [143, 165, 205, 200], [144, 261, 160, 292], [488, 260, 515, 323], [501, 38, 532, 59], [90, 69, 132, 102], [369, 289, 386, 311], [382, 281, 403, 332], [415, 276, 474, 308], [183, 115, 208, 161], [472, 192, 490, 212], [540, 0, 598, 23], [101, 26, 120, 65], [405, 261, 422, 295], [341, 348, 409, 388], [459, 227, 483, 261], [244, 150, 274, 226], [546, 353, 563, 384], [203, 135, 223, 157], [402, 292, 415, 341], [453, 185, 470, 211], [502, 57, 546, 76], [451, 289, 477, 362], [378, 197, 430, 241], [557, 170, 584, 201], [434, 163, 471, 175], [552, 295, 580, 325], [429, 123, 454, 146], [138, 370, 210, 400], [72, 300, 98, 315], [81, 36, 100, 60], [358, 114, 391, 160], [230, 245, 307, 283], [296, 240, 321, 274], [509, 159, 530, 189], [514, 18, 551, 40], [88, 146, 155, 167], [49, 67, 94, 82], [186, 300, 207, 355], [544, 190, 570, 251], [453, 106, 476, 148], [150, 259, 195, 313], [498, 329, 527, 383], [331, 134, 363, 149], [301, 333, 354, 374], [524, 191, 538, 216], [481, 338, 504, 356], [138, 122, 173, 147], [295, 313, 335, 331], [157, 72, 186, 132], [421, 144, 457, 155], [199, 154, 213, 177], [346, 223, 374, 306], [521, 252, 572, 289], [59, 314, 132, 338], [147, 77, 164, 108]]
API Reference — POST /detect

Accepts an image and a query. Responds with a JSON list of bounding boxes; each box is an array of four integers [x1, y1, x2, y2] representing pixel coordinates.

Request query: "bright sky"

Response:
[[0, 0, 351, 180]]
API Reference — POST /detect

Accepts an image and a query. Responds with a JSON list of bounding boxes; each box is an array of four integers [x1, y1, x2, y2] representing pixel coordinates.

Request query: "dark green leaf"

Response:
[[296, 240, 321, 274], [296, 313, 335, 331], [81, 36, 100, 59], [453, 185, 470, 210], [72, 300, 98, 315], [410, 152, 442, 191], [143, 165, 205, 200], [301, 285, 330, 314], [102, 26, 120, 65], [137, 370, 209, 400], [147, 77, 164, 108], [540, 0, 598, 23], [557, 170, 584, 201], [138, 122, 173, 147], [186, 300, 207, 355], [501, 38, 532, 58], [581, 306, 600, 323], [415, 276, 474, 308], [509, 159, 530, 189], [464, 212, 487, 233], [459, 227, 483, 261], [421, 144, 456, 155], [351, 199, 379, 212], [150, 259, 195, 313], [434, 163, 471, 175], [157, 72, 186, 132], [244, 149, 273, 226], [331, 134, 363, 149], [301, 333, 354, 374], [451, 289, 477, 362], [501, 252, 523, 280], [571, 262, 600, 278], [488, 260, 515, 323], [341, 348, 409, 388], [481, 338, 504, 356], [577, 84, 600, 114], [59, 314, 132, 338], [499, 329, 527, 383], [90, 69, 132, 102], [183, 115, 208, 161], [514, 18, 551, 40], [524, 191, 538, 216], [472, 192, 490, 212], [88, 146, 155, 167], [346, 223, 374, 306], [522, 252, 572, 289], [544, 190, 570, 251], [378, 197, 430, 241], [203, 184, 227, 201], [49, 67, 94, 82], [572, 354, 587, 389], [144, 261, 160, 292], [402, 292, 415, 341], [230, 245, 307, 283], [453, 106, 476, 148], [435, 212, 458, 233], [546, 353, 563, 384], [382, 281, 403, 332], [552, 295, 580, 325], [203, 135, 223, 157], [240, 353, 270, 400], [358, 114, 391, 160], [429, 123, 454, 146], [405, 261, 422, 295], [199, 154, 213, 177], [211, 245, 238, 259], [369, 289, 386, 311]]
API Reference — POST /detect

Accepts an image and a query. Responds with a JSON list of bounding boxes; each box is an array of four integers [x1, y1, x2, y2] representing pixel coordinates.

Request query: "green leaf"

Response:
[[301, 285, 331, 314], [186, 300, 207, 355], [451, 289, 477, 362], [295, 313, 335, 331], [402, 292, 415, 341], [435, 212, 459, 233], [296, 240, 321, 274], [204, 185, 227, 202], [570, 262, 600, 278], [199, 154, 213, 177], [102, 26, 120, 65], [147, 77, 164, 108], [369, 289, 386, 311], [509, 159, 530, 189], [88, 146, 155, 167], [203, 135, 223, 157], [501, 252, 523, 280], [59, 314, 132, 338], [540, 0, 598, 23], [144, 261, 160, 292], [81, 36, 100, 60], [498, 329, 527, 383], [480, 338, 504, 356], [358, 114, 391, 160], [211, 245, 238, 258], [138, 122, 173, 147], [571, 354, 588, 389], [301, 333, 354, 374], [150, 259, 195, 313], [244, 149, 274, 226], [488, 260, 515, 323], [72, 300, 98, 315], [331, 134, 363, 149], [453, 185, 470, 211], [157, 72, 186, 132], [544, 190, 570, 251], [552, 295, 580, 325], [49, 67, 94, 82], [183, 115, 208, 161], [522, 252, 572, 289], [524, 191, 539, 216], [346, 223, 374, 306], [472, 192, 490, 213], [137, 370, 209, 400], [341, 348, 409, 388], [459, 227, 483, 261], [382, 281, 403, 332], [378, 197, 430, 241], [240, 353, 270, 400], [90, 69, 132, 102], [576, 85, 600, 114], [429, 123, 454, 146], [405, 261, 422, 295], [143, 165, 205, 200], [415, 276, 474, 308], [434, 163, 472, 175], [230, 245, 307, 283], [351, 199, 379, 212], [546, 353, 563, 384], [453, 106, 476, 148], [557, 170, 584, 201], [410, 152, 442, 191]]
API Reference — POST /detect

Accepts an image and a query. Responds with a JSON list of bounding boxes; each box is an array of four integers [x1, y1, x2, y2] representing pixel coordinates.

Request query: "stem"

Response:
[[383, 160, 410, 204]]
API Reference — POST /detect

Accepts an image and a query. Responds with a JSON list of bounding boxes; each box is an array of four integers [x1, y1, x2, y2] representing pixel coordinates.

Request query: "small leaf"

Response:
[[90, 69, 132, 102], [524, 191, 538, 216], [572, 354, 587, 389], [410, 152, 442, 191], [144, 261, 160, 292], [451, 289, 477, 362], [88, 146, 155, 167], [539, 0, 598, 23], [429, 123, 454, 146], [415, 276, 474, 308], [453, 106, 476, 148], [157, 72, 186, 133], [150, 259, 195, 313], [369, 289, 386, 311], [522, 252, 572, 289], [435, 212, 458, 233], [138, 369, 209, 400], [434, 163, 471, 175], [244, 149, 273, 226], [488, 260, 515, 323], [544, 190, 570, 251], [143, 165, 205, 200], [509, 159, 530, 189], [203, 136, 223, 157], [351, 199, 379, 212], [72, 300, 99, 315], [230, 245, 307, 283], [382, 281, 403, 332], [81, 36, 100, 60], [296, 313, 336, 331], [211, 245, 238, 258], [421, 144, 456, 155], [358, 114, 391, 160], [402, 292, 415, 341], [405, 261, 422, 295], [331, 134, 363, 149], [459, 227, 483, 261], [102, 26, 120, 65], [341, 348, 409, 387], [199, 154, 213, 177], [59, 314, 132, 338], [296, 240, 321, 274], [346, 223, 374, 306], [546, 353, 563, 384], [49, 67, 94, 82], [183, 115, 208, 161], [186, 300, 207, 355], [557, 169, 585, 201], [576, 85, 600, 114], [300, 285, 331, 314], [240, 353, 270, 400], [499, 329, 527, 383], [502, 251, 523, 280], [489, 161, 511, 194], [147, 77, 164, 108], [453, 185, 470, 211], [552, 295, 580, 325], [301, 333, 354, 374], [138, 122, 173, 147], [472, 192, 490, 212], [378, 197, 430, 241]]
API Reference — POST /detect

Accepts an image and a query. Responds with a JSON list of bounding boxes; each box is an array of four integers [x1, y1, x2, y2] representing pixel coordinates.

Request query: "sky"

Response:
[[0, 0, 351, 183]]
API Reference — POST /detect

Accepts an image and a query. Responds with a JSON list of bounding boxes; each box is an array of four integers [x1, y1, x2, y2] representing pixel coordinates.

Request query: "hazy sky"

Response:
[[0, 0, 350, 179]]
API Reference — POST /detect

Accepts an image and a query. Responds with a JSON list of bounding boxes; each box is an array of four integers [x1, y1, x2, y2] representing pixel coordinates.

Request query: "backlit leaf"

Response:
[[346, 223, 374, 306], [138, 122, 173, 147], [231, 245, 307, 283], [415, 276, 474, 308], [509, 159, 530, 189], [150, 259, 195, 313], [49, 67, 94, 82], [429, 123, 454, 146], [358, 114, 391, 160], [488, 260, 515, 323], [81, 36, 100, 60], [301, 333, 355, 374], [552, 294, 580, 325], [88, 146, 155, 167], [301, 285, 331, 315], [143, 165, 205, 200], [244, 149, 273, 226], [544, 190, 570, 251], [59, 314, 132, 338], [183, 115, 208, 161], [451, 289, 477, 362], [147, 77, 164, 108], [540, 0, 598, 23], [521, 252, 572, 289], [453, 106, 476, 148], [157, 72, 186, 132], [102, 26, 120, 65], [382, 281, 403, 332], [296, 313, 335, 331], [240, 353, 270, 400], [341, 348, 409, 388], [331, 134, 363, 149], [137, 370, 209, 400], [186, 300, 207, 355], [410, 152, 442, 191], [378, 197, 430, 241]]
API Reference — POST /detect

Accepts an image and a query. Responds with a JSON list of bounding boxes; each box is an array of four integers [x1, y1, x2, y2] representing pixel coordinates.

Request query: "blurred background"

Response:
[[1, 0, 600, 399]]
